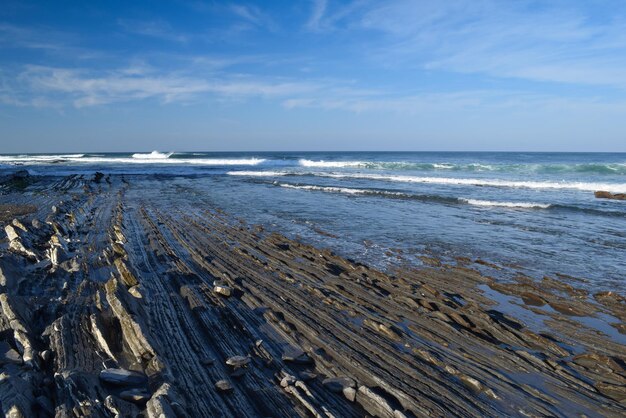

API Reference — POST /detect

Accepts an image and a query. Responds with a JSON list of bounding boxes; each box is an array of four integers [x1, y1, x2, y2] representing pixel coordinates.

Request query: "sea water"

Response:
[[1, 151, 625, 291]]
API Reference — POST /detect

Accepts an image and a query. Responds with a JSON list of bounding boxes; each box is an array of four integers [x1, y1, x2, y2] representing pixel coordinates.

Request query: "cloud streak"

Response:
[[5, 65, 322, 108], [352, 0, 626, 88], [118, 19, 189, 43]]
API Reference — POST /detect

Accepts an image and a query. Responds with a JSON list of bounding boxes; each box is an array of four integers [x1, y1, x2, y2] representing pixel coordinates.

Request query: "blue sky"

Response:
[[1, 0, 626, 152]]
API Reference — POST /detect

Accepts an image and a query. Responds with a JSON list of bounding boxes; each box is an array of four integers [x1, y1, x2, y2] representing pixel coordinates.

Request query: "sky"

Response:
[[1, 0, 626, 152]]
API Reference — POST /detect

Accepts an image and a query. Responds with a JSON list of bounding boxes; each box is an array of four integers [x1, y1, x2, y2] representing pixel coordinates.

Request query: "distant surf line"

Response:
[[228, 170, 626, 193]]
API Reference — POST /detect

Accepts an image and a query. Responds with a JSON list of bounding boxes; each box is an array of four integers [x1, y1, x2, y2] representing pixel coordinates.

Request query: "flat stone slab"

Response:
[[322, 377, 356, 393], [120, 388, 151, 403], [281, 347, 313, 364], [0, 341, 22, 365], [226, 355, 250, 368], [99, 368, 148, 386]]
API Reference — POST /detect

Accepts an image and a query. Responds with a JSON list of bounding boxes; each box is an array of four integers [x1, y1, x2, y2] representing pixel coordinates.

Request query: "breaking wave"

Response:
[[0, 153, 266, 166], [132, 151, 173, 159], [228, 171, 626, 193], [271, 182, 553, 209], [459, 199, 551, 209], [296, 160, 626, 174]]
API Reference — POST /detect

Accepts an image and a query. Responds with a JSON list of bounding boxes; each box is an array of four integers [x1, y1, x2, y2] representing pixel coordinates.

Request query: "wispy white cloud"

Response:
[[306, 0, 327, 31], [352, 0, 626, 88], [229, 4, 277, 31], [4, 65, 322, 108], [117, 19, 189, 43], [282, 88, 626, 115], [0, 23, 65, 51]]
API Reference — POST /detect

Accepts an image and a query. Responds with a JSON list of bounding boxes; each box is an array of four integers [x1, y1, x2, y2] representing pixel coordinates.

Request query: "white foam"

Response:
[[132, 151, 173, 159], [314, 173, 626, 193], [298, 159, 365, 168], [0, 154, 84, 161], [277, 182, 552, 207], [278, 183, 364, 194], [228, 170, 286, 176], [228, 171, 626, 193], [460, 199, 551, 209], [432, 163, 454, 169], [0, 155, 266, 166]]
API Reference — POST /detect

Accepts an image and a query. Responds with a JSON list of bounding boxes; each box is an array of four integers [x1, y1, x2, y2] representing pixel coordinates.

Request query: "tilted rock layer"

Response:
[[0, 174, 624, 417]]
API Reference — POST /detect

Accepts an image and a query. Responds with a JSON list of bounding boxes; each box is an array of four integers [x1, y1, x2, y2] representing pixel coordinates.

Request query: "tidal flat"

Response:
[[0, 171, 624, 417]]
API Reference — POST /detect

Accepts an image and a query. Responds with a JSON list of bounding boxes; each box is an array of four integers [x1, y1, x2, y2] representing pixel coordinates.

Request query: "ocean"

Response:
[[2, 151, 625, 291]]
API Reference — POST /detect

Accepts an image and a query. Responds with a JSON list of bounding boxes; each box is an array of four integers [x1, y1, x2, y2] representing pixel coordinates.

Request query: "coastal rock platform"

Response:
[[0, 173, 624, 417]]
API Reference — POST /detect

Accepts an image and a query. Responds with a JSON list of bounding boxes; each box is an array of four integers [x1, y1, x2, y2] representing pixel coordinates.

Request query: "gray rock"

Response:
[[11, 170, 29, 179], [230, 368, 246, 378], [215, 380, 233, 392], [5, 225, 20, 242], [40, 349, 53, 363], [281, 347, 313, 364], [322, 377, 356, 393], [298, 371, 317, 381], [11, 219, 28, 232], [0, 341, 23, 365], [214, 285, 232, 297], [356, 386, 396, 418], [99, 368, 148, 386], [226, 355, 250, 368], [120, 388, 151, 403], [280, 374, 296, 388], [343, 387, 357, 402]]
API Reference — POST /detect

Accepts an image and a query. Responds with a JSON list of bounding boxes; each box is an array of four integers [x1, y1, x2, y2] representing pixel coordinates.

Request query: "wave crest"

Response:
[[132, 151, 173, 159], [228, 171, 626, 193], [272, 182, 552, 209], [460, 199, 551, 209]]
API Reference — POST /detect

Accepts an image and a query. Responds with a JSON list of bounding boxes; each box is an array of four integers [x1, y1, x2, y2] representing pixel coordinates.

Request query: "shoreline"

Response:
[[0, 173, 624, 417]]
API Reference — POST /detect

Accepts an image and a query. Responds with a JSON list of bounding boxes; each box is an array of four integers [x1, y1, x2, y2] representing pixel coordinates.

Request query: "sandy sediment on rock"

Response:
[[0, 173, 624, 417]]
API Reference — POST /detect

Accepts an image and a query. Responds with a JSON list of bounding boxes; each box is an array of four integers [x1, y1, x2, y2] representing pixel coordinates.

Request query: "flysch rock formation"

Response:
[[0, 173, 624, 417]]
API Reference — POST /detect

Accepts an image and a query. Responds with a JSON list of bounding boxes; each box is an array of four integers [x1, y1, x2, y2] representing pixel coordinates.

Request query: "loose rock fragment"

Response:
[[281, 347, 313, 364], [215, 380, 233, 392], [322, 377, 356, 393], [214, 285, 233, 297], [120, 388, 151, 403], [0, 342, 22, 365], [298, 371, 317, 381], [226, 355, 250, 368], [595, 382, 626, 402], [99, 368, 148, 386]]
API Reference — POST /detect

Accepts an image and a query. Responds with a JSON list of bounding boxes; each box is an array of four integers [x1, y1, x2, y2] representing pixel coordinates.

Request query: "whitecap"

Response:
[[228, 170, 286, 176], [298, 159, 365, 168], [228, 171, 626, 193], [460, 199, 551, 209], [131, 151, 173, 159]]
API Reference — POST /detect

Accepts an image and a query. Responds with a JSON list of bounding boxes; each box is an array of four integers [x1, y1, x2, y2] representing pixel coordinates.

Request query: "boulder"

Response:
[[594, 191, 626, 200]]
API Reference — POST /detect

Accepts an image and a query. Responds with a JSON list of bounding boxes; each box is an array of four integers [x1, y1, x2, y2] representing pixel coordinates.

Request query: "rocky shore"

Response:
[[0, 172, 625, 417]]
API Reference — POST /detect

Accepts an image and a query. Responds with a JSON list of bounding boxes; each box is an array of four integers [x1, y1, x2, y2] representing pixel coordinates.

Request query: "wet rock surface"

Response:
[[595, 190, 626, 200], [0, 173, 624, 417]]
